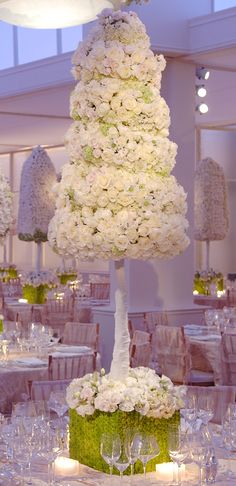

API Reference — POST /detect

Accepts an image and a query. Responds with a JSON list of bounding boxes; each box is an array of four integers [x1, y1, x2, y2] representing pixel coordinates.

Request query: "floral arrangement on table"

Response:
[[193, 269, 224, 296], [0, 263, 17, 281], [0, 169, 13, 245], [194, 157, 229, 270], [56, 265, 78, 285], [67, 368, 185, 473], [20, 270, 58, 304], [48, 6, 190, 474]]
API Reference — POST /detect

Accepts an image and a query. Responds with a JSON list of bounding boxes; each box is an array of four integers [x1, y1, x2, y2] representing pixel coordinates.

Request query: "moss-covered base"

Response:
[[22, 284, 48, 304], [69, 409, 179, 475], [0, 266, 18, 282], [58, 273, 77, 285]]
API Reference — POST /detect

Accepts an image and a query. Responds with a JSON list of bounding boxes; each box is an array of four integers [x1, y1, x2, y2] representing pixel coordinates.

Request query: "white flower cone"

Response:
[[48, 9, 189, 377]]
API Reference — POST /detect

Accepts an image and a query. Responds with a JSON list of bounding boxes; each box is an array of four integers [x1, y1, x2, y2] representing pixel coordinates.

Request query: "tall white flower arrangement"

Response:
[[48, 9, 189, 379], [18, 146, 57, 272], [0, 169, 13, 244], [194, 157, 229, 269]]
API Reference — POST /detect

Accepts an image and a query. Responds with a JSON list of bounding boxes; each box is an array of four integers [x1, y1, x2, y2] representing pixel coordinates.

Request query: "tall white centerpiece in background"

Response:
[[0, 169, 13, 263], [18, 146, 57, 272], [48, 9, 189, 380], [194, 157, 229, 271], [18, 146, 57, 303]]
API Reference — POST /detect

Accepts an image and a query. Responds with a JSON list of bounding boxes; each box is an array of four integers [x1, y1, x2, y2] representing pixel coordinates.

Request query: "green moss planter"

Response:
[[22, 284, 48, 304], [58, 273, 77, 285], [69, 409, 179, 475]]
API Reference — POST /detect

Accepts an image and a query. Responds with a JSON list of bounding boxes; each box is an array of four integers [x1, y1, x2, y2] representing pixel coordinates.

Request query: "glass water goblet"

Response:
[[48, 391, 69, 419], [100, 433, 121, 476], [190, 433, 209, 486], [168, 426, 189, 486], [196, 394, 214, 426], [124, 430, 139, 475], [137, 433, 160, 479], [113, 447, 130, 482]]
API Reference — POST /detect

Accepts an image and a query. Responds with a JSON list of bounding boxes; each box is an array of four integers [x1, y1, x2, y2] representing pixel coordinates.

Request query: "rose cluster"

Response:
[[48, 9, 189, 260], [66, 367, 186, 418]]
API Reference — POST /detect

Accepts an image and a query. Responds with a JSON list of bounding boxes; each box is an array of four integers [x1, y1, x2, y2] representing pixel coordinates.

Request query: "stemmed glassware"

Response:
[[48, 391, 69, 420], [196, 394, 214, 426], [168, 426, 189, 486], [181, 392, 197, 427], [124, 430, 140, 475], [113, 445, 130, 481], [190, 431, 209, 486], [135, 433, 160, 479], [100, 433, 121, 476]]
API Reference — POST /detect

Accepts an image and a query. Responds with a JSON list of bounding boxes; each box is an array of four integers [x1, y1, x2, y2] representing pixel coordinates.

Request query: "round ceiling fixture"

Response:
[[0, 0, 124, 29]]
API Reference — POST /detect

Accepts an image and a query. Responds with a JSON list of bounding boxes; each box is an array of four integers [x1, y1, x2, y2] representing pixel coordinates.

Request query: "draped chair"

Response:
[[29, 379, 71, 401], [153, 326, 214, 385], [130, 329, 151, 347], [220, 333, 236, 385], [143, 311, 169, 333], [44, 297, 75, 335], [186, 385, 236, 424], [48, 353, 96, 380], [130, 342, 152, 368], [63, 322, 100, 351], [90, 282, 110, 300]]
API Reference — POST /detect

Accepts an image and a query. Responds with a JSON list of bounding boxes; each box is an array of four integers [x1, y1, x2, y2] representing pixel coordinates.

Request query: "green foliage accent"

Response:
[[57, 273, 77, 285], [193, 271, 224, 295], [22, 284, 48, 304], [69, 409, 179, 475], [100, 122, 113, 136], [83, 146, 94, 162], [18, 230, 48, 243], [141, 85, 153, 103]]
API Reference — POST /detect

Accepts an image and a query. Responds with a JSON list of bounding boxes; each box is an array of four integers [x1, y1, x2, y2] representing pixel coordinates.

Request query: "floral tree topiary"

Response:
[[194, 157, 229, 271], [0, 169, 13, 265], [18, 146, 57, 302], [48, 8, 189, 380]]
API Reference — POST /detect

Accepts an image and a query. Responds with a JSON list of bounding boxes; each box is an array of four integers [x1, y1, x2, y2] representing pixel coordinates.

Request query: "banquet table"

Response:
[[0, 344, 94, 413]]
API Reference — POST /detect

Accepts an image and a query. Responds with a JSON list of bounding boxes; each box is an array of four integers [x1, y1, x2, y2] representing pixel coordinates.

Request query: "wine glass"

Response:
[[100, 433, 121, 476], [113, 445, 130, 481], [136, 433, 160, 479], [181, 392, 197, 427], [36, 422, 62, 486], [196, 394, 214, 426], [48, 390, 69, 418], [190, 432, 209, 486], [168, 426, 189, 486], [124, 430, 140, 475]]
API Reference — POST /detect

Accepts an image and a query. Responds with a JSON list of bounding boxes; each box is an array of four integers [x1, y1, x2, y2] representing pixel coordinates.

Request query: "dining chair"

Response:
[[130, 329, 151, 347], [62, 322, 100, 351], [48, 353, 97, 380], [153, 325, 215, 385], [220, 333, 236, 385], [143, 311, 169, 333], [44, 296, 75, 335], [90, 282, 110, 300], [130, 342, 152, 368], [29, 378, 71, 401], [186, 385, 236, 424]]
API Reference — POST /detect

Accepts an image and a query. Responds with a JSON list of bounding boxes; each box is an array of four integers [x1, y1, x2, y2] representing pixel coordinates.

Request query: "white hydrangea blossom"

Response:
[[194, 157, 229, 241], [20, 270, 58, 287], [18, 146, 57, 243], [66, 367, 186, 418], [0, 170, 13, 241], [48, 9, 189, 260]]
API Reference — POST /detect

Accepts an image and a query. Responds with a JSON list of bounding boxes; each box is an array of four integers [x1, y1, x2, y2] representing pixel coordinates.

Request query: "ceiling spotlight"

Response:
[[196, 103, 209, 114], [196, 67, 210, 80], [196, 85, 207, 98]]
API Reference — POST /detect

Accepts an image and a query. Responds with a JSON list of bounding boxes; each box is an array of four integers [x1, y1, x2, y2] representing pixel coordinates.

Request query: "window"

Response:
[[214, 0, 236, 11], [0, 21, 14, 69]]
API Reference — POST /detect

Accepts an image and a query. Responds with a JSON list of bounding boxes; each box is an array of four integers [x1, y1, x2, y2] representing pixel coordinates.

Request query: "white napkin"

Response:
[[192, 334, 221, 341], [14, 357, 46, 367], [54, 346, 92, 354]]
